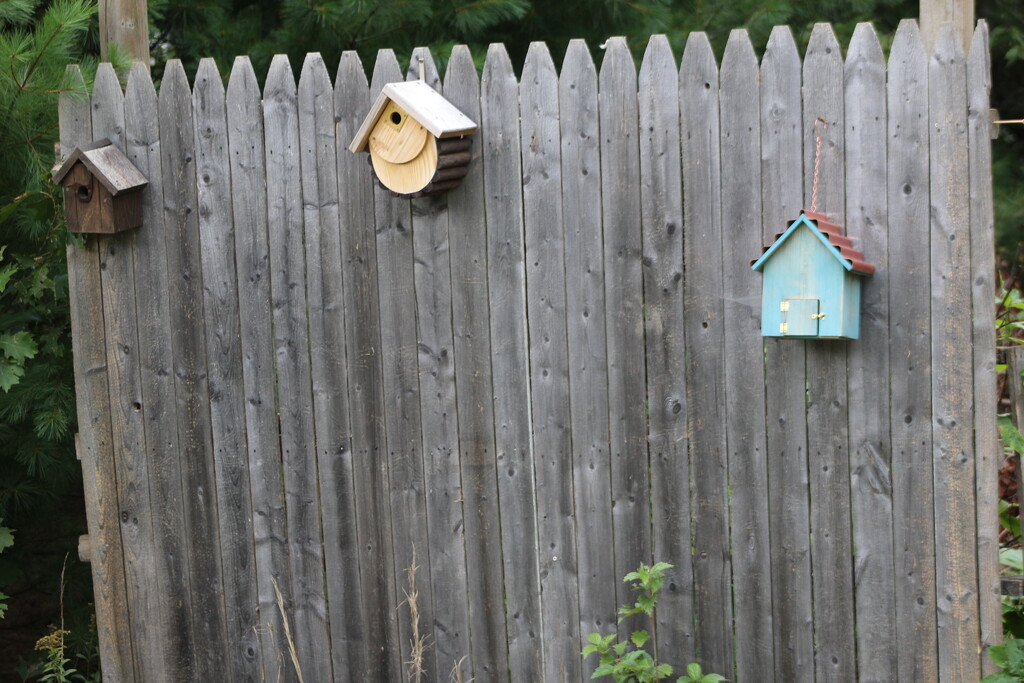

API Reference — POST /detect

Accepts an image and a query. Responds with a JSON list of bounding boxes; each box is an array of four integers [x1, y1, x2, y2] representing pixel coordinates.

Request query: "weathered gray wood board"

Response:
[[887, 20, 940, 683], [65, 23, 998, 683]]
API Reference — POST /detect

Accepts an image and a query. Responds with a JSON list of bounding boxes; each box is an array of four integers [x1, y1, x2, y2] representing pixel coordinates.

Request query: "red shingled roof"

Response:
[[756, 210, 875, 276]]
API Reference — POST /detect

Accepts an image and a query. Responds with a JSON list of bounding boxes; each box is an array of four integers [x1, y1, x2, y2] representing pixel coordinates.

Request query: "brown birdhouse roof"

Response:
[[752, 210, 875, 276], [348, 80, 477, 154], [53, 139, 148, 195]]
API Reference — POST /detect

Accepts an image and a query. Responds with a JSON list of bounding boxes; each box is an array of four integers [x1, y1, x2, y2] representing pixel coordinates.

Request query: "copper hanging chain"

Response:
[[811, 117, 827, 214]]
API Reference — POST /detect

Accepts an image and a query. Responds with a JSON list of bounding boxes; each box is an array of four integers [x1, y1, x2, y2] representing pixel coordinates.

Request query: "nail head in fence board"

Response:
[[929, 25, 980, 683], [443, 44, 507, 682], [681, 31, 732, 677], [370, 48, 434, 683], [600, 37, 651, 627], [560, 39, 616, 677], [844, 22, 899, 683], [265, 54, 334, 683], [639, 33, 693, 666], [720, 28, 774, 683], [760, 26, 814, 683], [803, 23, 857, 683], [124, 62, 199, 681], [335, 49, 398, 682], [887, 20, 940, 683], [225, 55, 293, 682], [93, 62, 169, 682], [192, 56, 262, 682], [969, 20, 1002, 676], [406, 46, 466, 682], [160, 60, 230, 682], [61, 63, 135, 682], [520, 40, 582, 683], [482, 42, 544, 682], [299, 51, 362, 683]]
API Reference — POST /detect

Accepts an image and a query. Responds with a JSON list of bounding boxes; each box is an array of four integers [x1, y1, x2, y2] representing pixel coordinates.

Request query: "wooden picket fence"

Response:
[[61, 19, 999, 683]]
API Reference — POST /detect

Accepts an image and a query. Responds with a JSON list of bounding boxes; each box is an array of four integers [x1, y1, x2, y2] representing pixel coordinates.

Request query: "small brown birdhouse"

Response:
[[54, 138, 148, 234], [349, 80, 477, 198]]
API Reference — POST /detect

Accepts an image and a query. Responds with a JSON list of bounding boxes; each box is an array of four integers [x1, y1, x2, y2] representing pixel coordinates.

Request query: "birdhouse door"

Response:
[[780, 298, 821, 337]]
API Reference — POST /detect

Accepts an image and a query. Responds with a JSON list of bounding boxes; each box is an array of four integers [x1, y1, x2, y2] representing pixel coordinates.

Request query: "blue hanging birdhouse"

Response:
[[751, 211, 874, 340]]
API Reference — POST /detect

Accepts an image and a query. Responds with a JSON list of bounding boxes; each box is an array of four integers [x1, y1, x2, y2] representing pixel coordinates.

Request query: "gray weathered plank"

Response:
[[100, 62, 184, 682], [334, 50, 399, 682], [680, 31, 732, 678], [760, 26, 814, 683], [298, 52, 363, 683], [405, 47, 467, 682], [803, 24, 857, 683], [969, 20, 1001, 677], [520, 40, 581, 682], [160, 60, 229, 682], [264, 54, 333, 683], [719, 29, 773, 683], [929, 24, 980, 683], [443, 44, 507, 682], [560, 39, 615, 674], [639, 34, 693, 667], [599, 37, 650, 622], [844, 23, 898, 683], [886, 20, 939, 683], [225, 56, 294, 683], [61, 65, 135, 683], [193, 57, 262, 681], [482, 42, 543, 682], [369, 48, 433, 682]]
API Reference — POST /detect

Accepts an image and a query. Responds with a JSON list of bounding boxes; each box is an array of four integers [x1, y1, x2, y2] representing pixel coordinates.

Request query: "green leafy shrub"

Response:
[[984, 638, 1024, 682]]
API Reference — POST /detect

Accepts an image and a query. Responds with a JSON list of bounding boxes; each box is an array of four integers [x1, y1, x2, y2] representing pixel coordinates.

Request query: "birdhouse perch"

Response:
[[349, 80, 477, 197], [54, 138, 148, 234]]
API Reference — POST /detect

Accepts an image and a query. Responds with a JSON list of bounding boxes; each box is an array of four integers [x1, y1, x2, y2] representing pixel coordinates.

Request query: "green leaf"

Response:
[[687, 663, 703, 679], [630, 630, 649, 648], [582, 644, 599, 657], [613, 641, 627, 656], [655, 663, 673, 677], [588, 632, 604, 645], [1000, 415, 1024, 456], [0, 524, 12, 553], [701, 675, 727, 683], [0, 331, 37, 362], [637, 593, 656, 614], [980, 673, 1018, 683], [1002, 547, 1024, 573], [0, 361, 26, 392], [592, 663, 614, 678]]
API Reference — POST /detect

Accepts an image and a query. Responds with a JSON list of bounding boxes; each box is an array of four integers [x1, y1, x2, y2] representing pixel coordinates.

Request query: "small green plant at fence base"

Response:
[[983, 638, 1024, 682], [582, 561, 727, 683]]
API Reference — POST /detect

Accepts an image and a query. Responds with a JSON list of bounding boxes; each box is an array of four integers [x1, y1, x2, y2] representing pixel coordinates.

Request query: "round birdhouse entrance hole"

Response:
[[390, 111, 402, 125], [76, 184, 92, 202]]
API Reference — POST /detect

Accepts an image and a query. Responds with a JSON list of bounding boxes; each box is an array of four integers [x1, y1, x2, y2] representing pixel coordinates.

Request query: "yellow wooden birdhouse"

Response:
[[349, 80, 477, 197]]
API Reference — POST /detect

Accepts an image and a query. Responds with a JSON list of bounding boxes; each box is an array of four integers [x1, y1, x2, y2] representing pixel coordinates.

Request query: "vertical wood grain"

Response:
[[482, 43, 543, 682], [720, 29, 773, 683], [930, 24, 980, 683], [760, 26, 814, 683], [444, 44, 508, 682]]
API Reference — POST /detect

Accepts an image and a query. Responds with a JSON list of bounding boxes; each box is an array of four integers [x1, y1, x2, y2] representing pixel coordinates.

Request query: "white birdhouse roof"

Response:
[[53, 138, 148, 195], [349, 80, 477, 153]]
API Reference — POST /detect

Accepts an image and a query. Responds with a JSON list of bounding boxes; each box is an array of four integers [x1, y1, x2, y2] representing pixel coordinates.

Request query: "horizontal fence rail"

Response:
[[61, 19, 998, 682]]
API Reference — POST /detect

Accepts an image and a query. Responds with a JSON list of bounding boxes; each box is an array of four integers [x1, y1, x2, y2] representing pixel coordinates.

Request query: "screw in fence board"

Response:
[[405, 46, 468, 682], [560, 38, 616, 681], [443, 44, 507, 683], [483, 42, 544, 683], [334, 49, 397, 682], [61, 63, 135, 683], [720, 28, 774, 683], [886, 20, 940, 683], [520, 40, 581, 683], [192, 56, 263, 682], [760, 25, 814, 683]]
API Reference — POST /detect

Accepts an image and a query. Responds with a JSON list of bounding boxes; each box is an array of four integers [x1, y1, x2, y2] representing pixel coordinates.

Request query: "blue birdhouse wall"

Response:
[[752, 211, 874, 340]]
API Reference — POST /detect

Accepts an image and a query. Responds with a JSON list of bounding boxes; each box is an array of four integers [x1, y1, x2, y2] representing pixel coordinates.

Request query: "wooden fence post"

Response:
[[921, 0, 975, 52], [99, 0, 149, 64]]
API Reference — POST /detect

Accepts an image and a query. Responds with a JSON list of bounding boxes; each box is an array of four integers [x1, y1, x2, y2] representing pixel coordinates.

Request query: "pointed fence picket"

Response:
[[63, 22, 999, 682]]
